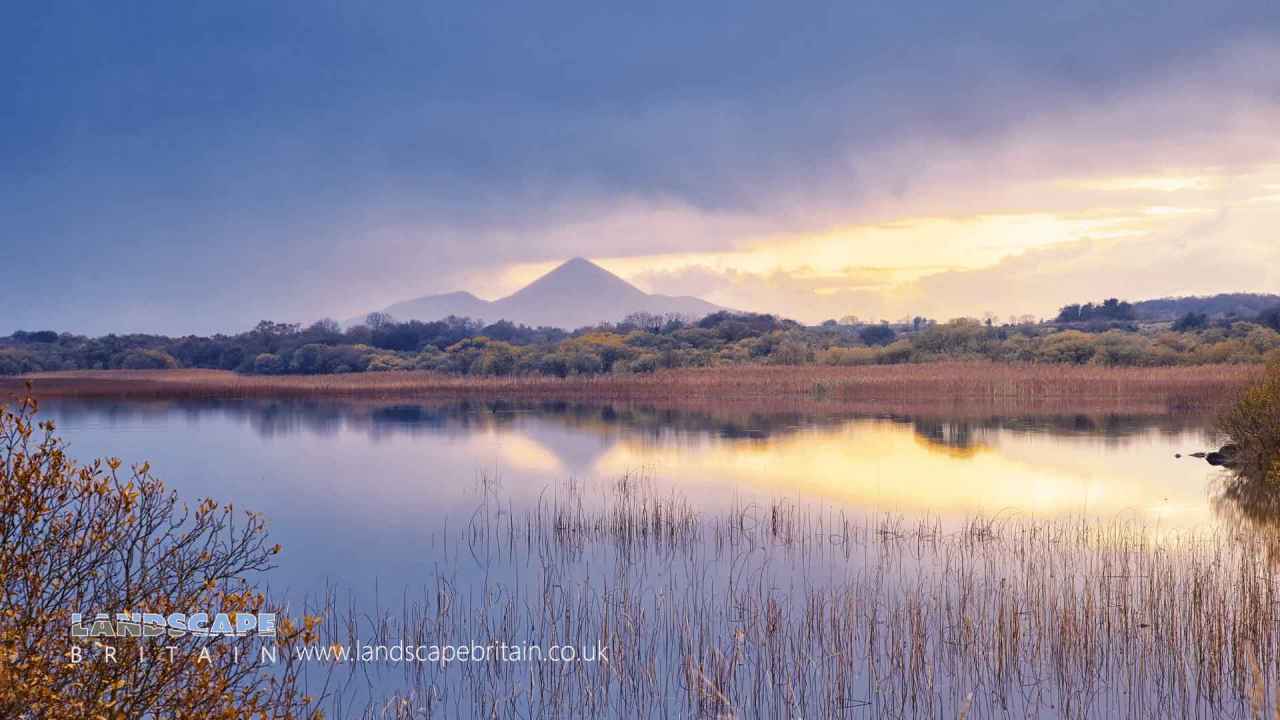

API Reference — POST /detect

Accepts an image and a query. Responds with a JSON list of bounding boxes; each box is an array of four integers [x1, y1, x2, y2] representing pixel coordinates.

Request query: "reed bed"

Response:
[[3, 363, 1261, 411], [293, 475, 1280, 719]]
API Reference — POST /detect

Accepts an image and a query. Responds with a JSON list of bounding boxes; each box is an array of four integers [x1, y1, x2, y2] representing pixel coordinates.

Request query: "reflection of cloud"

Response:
[[593, 421, 1215, 524]]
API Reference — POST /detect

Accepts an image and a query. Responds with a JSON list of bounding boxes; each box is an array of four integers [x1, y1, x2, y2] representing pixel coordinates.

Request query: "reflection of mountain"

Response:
[[368, 258, 726, 329], [40, 397, 1222, 525], [41, 397, 1215, 451]]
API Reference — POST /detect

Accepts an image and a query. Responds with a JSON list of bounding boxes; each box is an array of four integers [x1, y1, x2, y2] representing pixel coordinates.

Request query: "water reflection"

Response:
[[43, 396, 1214, 445], [26, 397, 1276, 716], [35, 397, 1234, 594]]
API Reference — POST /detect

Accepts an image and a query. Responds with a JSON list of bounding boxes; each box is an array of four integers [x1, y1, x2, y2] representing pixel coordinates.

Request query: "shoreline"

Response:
[[1, 363, 1260, 414]]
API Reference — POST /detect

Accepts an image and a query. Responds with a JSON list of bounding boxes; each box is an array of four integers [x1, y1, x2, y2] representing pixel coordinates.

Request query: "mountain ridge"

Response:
[[362, 258, 725, 329]]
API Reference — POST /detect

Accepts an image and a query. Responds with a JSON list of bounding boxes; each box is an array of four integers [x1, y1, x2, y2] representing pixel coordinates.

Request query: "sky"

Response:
[[3, 0, 1280, 335]]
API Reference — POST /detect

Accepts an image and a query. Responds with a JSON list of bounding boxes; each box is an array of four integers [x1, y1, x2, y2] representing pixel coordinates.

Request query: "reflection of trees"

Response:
[[1213, 456, 1280, 556], [905, 413, 1216, 454], [39, 398, 1214, 451], [1215, 472, 1280, 530], [912, 420, 978, 450], [1213, 471, 1280, 566]]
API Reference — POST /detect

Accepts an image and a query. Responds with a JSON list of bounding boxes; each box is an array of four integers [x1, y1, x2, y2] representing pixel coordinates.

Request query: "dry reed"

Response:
[[2, 363, 1261, 413], [293, 475, 1280, 719]]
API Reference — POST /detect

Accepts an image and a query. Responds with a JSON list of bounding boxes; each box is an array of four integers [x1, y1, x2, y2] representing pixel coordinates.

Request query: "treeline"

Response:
[[5, 306, 1280, 377], [1054, 298, 1136, 323], [1133, 293, 1280, 321]]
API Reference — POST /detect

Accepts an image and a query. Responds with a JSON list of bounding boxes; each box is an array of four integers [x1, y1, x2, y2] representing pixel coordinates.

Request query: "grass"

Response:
[[1, 363, 1263, 412], [296, 475, 1280, 719]]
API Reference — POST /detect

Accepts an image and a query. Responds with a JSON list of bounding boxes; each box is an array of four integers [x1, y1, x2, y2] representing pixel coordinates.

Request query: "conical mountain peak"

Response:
[[368, 257, 726, 329], [504, 257, 645, 302]]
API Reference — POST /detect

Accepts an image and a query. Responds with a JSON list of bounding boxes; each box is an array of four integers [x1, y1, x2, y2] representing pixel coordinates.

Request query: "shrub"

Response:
[[877, 339, 915, 364], [624, 352, 660, 373], [366, 353, 414, 372], [1245, 326, 1280, 354], [1038, 331, 1097, 364], [818, 347, 878, 366], [1092, 331, 1152, 367], [537, 353, 571, 378], [118, 349, 179, 370], [0, 396, 319, 718], [319, 345, 373, 373], [252, 352, 286, 375], [568, 350, 603, 375], [1218, 358, 1280, 482], [1191, 339, 1256, 365], [914, 320, 993, 356], [0, 350, 36, 376], [768, 340, 812, 365], [475, 342, 520, 376]]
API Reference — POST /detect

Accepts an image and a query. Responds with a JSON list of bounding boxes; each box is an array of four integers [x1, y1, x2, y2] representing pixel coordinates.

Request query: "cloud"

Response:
[[1, 2, 1279, 333], [905, 206, 1280, 320], [629, 202, 1280, 324]]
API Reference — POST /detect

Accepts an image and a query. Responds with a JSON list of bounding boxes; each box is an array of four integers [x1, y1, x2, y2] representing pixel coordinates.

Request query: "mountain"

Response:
[[384, 291, 492, 324], [360, 258, 726, 329]]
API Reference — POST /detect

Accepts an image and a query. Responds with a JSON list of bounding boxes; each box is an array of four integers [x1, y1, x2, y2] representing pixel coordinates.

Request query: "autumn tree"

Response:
[[0, 391, 323, 719]]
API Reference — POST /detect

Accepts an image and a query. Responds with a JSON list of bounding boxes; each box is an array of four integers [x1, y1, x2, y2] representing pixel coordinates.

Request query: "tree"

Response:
[[1056, 304, 1084, 323], [252, 320, 300, 338], [859, 324, 897, 347], [622, 312, 664, 333], [11, 331, 59, 344], [1172, 312, 1209, 331], [0, 395, 320, 718], [307, 318, 341, 335], [1260, 306, 1280, 333], [364, 312, 395, 331], [1100, 298, 1136, 320], [1056, 299, 1134, 323], [288, 343, 326, 374]]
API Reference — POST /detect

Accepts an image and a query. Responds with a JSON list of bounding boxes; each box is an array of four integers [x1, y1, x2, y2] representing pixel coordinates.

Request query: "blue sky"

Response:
[[4, 1, 1279, 334]]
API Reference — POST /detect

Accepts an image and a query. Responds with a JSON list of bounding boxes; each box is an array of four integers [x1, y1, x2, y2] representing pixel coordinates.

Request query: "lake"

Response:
[[38, 398, 1231, 600], [36, 397, 1268, 718]]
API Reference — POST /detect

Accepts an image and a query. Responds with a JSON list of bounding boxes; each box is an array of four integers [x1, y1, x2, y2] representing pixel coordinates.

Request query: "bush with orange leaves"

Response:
[[0, 391, 324, 719]]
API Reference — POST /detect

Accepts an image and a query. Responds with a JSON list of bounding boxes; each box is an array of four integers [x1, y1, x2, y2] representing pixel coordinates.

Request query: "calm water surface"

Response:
[[38, 398, 1230, 600]]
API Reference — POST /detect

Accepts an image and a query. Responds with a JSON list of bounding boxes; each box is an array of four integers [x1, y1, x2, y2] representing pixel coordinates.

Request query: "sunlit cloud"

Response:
[[1064, 175, 1218, 193], [5, 4, 1279, 334]]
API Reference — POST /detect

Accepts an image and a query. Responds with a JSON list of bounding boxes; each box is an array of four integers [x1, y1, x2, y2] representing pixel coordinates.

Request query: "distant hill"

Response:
[[384, 291, 492, 325], [360, 258, 725, 329], [1132, 293, 1280, 321]]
